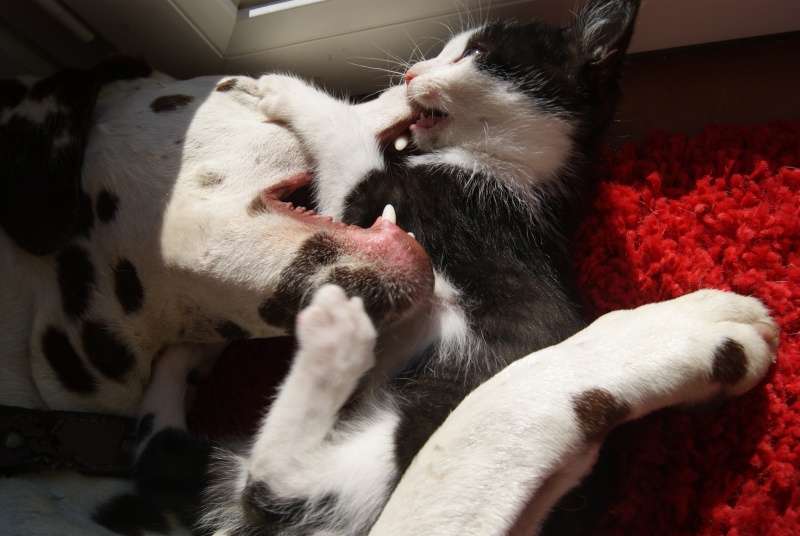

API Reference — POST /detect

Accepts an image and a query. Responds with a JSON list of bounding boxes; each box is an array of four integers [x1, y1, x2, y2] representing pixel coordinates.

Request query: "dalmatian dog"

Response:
[[0, 28, 779, 536], [0, 57, 434, 534]]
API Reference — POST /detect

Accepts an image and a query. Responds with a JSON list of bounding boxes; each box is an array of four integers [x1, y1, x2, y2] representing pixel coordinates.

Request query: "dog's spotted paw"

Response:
[[257, 74, 317, 123], [673, 289, 778, 398], [579, 289, 778, 408], [295, 284, 377, 381]]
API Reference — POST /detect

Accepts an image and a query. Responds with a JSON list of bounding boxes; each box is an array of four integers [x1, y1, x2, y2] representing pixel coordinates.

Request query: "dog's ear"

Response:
[[0, 56, 151, 256]]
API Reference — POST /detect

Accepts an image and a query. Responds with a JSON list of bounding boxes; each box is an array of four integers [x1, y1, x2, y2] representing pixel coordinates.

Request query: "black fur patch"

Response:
[[81, 320, 136, 382], [74, 190, 95, 238], [712, 338, 748, 385], [243, 480, 308, 526], [328, 266, 396, 322], [57, 245, 96, 319], [572, 388, 631, 444], [150, 94, 194, 113], [215, 321, 251, 341], [92, 493, 170, 536], [0, 58, 152, 256], [136, 413, 155, 443], [0, 78, 27, 110], [134, 428, 213, 526], [215, 78, 238, 92], [258, 232, 343, 329], [114, 259, 145, 314], [41, 326, 97, 394], [96, 189, 120, 223]]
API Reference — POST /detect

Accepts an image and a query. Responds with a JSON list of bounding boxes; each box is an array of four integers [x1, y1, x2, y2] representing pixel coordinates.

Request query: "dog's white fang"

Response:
[[382, 204, 397, 225]]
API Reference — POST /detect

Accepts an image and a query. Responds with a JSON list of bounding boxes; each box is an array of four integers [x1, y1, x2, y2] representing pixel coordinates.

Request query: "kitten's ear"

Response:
[[574, 0, 640, 70]]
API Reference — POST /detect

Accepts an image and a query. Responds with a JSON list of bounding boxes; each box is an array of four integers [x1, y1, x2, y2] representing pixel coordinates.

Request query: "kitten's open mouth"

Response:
[[381, 107, 449, 152], [410, 108, 448, 132]]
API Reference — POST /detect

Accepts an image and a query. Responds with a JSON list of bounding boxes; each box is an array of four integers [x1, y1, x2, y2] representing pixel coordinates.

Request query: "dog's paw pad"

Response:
[[295, 285, 377, 378], [675, 290, 778, 398]]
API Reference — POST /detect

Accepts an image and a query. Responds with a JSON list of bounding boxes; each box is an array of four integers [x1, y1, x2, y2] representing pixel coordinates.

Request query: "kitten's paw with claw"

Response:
[[295, 284, 377, 382], [257, 74, 316, 123]]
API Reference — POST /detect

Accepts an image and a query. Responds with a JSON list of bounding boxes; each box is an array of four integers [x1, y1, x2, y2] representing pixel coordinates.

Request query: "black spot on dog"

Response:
[[215, 78, 238, 92], [215, 321, 251, 341], [0, 78, 28, 109], [57, 246, 96, 319], [328, 266, 402, 323], [92, 493, 170, 536], [572, 388, 630, 444], [258, 299, 293, 331], [114, 259, 145, 314], [136, 413, 155, 443], [259, 233, 344, 330], [41, 326, 97, 394], [96, 190, 120, 223], [712, 338, 748, 385], [150, 94, 194, 113], [82, 321, 136, 382], [74, 191, 95, 238]]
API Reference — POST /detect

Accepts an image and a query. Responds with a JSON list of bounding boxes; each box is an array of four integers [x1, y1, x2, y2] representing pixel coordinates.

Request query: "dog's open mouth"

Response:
[[259, 172, 422, 257], [258, 171, 434, 323]]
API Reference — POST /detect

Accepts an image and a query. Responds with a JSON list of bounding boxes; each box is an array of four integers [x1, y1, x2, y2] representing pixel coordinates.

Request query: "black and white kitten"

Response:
[[133, 0, 773, 534]]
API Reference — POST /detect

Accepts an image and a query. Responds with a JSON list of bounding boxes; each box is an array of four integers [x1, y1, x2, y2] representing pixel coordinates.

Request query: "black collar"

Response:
[[0, 404, 136, 476]]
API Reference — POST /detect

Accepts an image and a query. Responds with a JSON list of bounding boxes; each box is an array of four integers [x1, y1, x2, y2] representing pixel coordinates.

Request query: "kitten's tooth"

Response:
[[407, 232, 415, 239], [382, 204, 397, 224], [394, 134, 409, 152]]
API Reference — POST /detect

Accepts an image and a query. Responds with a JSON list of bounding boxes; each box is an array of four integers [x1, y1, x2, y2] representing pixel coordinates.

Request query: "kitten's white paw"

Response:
[[257, 74, 312, 123], [295, 284, 377, 381]]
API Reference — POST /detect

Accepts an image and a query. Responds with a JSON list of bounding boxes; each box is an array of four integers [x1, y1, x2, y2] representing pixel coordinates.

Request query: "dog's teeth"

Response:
[[382, 204, 396, 224], [394, 134, 409, 152]]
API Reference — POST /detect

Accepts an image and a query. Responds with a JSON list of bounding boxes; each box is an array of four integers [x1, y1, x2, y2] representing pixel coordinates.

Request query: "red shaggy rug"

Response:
[[192, 120, 800, 535]]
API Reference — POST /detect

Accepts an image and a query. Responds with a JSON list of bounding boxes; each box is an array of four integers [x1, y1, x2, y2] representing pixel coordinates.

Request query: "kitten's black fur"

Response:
[[135, 1, 639, 534]]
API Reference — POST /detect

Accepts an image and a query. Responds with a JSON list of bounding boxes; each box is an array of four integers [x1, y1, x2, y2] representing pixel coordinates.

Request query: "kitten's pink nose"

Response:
[[405, 70, 418, 84]]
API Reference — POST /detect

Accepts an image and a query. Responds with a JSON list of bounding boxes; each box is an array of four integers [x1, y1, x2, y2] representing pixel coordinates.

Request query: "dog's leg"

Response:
[[370, 290, 778, 536], [132, 343, 224, 524]]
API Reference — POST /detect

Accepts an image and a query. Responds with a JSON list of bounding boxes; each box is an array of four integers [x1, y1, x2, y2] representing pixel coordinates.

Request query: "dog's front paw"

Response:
[[257, 74, 313, 123], [587, 290, 778, 406], [675, 289, 778, 397], [295, 284, 377, 381]]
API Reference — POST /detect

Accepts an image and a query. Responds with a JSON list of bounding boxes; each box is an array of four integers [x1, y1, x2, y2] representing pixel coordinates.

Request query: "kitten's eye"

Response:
[[460, 46, 484, 60]]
